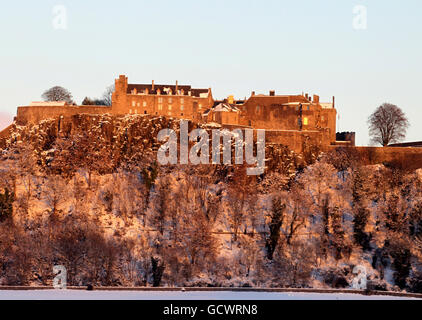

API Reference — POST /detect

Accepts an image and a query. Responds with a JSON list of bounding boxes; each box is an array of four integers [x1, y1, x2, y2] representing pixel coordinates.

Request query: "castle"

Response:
[[13, 75, 351, 153]]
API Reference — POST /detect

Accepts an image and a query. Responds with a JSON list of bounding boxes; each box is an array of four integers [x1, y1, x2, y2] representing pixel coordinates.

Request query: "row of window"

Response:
[[132, 99, 189, 107], [132, 101, 147, 107], [255, 105, 312, 112], [157, 104, 185, 111], [129, 109, 147, 114], [298, 117, 325, 126], [128, 109, 185, 117], [157, 97, 184, 104]]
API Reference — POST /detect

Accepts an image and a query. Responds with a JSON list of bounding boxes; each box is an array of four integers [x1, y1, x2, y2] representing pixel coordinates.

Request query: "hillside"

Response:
[[0, 114, 422, 292]]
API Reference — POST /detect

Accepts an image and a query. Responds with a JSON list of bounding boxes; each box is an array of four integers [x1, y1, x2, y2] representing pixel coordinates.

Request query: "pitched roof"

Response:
[[127, 84, 209, 97], [212, 103, 240, 113]]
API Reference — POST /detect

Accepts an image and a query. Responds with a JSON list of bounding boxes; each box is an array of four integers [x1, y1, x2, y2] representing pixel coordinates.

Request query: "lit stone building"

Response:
[[112, 75, 214, 121], [14, 74, 345, 151]]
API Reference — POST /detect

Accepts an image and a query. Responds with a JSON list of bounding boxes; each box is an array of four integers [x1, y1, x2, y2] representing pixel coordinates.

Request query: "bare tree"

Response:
[[227, 166, 257, 242], [102, 85, 115, 106], [282, 186, 310, 245], [368, 103, 409, 146], [42, 86, 74, 104], [265, 196, 286, 260], [42, 175, 67, 220], [51, 131, 115, 188]]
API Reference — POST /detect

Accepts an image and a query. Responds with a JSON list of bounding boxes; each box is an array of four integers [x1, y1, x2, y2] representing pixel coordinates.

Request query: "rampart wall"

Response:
[[16, 106, 112, 126], [7, 110, 422, 170], [325, 145, 422, 170]]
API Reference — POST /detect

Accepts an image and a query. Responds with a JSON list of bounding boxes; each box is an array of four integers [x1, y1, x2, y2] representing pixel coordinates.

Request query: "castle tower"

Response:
[[112, 75, 128, 114]]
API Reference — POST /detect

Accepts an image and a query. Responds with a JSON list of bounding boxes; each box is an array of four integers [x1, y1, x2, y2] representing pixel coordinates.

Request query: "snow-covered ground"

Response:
[[0, 290, 418, 300]]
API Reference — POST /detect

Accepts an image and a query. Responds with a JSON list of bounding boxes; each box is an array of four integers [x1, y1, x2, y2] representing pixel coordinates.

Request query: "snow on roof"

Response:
[[29, 101, 68, 107], [320, 102, 334, 109], [212, 103, 240, 113], [281, 102, 311, 106], [202, 122, 222, 128]]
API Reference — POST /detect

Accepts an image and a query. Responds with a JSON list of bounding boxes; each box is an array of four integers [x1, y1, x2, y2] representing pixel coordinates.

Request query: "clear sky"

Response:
[[0, 0, 421, 145]]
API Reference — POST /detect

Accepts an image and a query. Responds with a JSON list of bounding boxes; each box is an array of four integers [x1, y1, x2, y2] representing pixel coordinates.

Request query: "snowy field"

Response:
[[0, 290, 419, 300]]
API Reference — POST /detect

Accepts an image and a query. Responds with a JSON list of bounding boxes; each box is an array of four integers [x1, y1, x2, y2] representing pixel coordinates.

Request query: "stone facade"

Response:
[[324, 145, 422, 170], [14, 75, 339, 151], [235, 92, 337, 145], [111, 75, 214, 121], [6, 75, 422, 168], [16, 105, 111, 126]]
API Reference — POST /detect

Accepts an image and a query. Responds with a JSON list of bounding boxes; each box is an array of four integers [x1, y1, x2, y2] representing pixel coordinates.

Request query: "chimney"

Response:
[[305, 93, 309, 100], [313, 95, 320, 103], [251, 91, 255, 96], [269, 90, 275, 96], [333, 96, 335, 108], [152, 80, 155, 91], [176, 80, 178, 93]]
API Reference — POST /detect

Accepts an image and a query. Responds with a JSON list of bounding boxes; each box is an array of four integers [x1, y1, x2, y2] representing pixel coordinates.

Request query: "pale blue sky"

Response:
[[0, 0, 421, 145]]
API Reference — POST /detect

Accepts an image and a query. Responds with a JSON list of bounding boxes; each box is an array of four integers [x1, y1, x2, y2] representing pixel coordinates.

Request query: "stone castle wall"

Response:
[[4, 111, 422, 170], [325, 145, 422, 170], [16, 105, 112, 126], [8, 75, 422, 169]]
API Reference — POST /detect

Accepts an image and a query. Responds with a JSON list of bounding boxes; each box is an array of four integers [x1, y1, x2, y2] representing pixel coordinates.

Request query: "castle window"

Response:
[[307, 106, 310, 111], [158, 97, 163, 103], [168, 98, 173, 103], [129, 109, 132, 114], [321, 116, 325, 121], [168, 111, 172, 116], [143, 101, 147, 107], [198, 104, 202, 110], [144, 110, 147, 114], [158, 104, 163, 110], [181, 98, 184, 104], [137, 102, 140, 107], [180, 105, 184, 111], [132, 101, 136, 107], [168, 105, 172, 110], [304, 117, 308, 126], [256, 106, 260, 113]]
